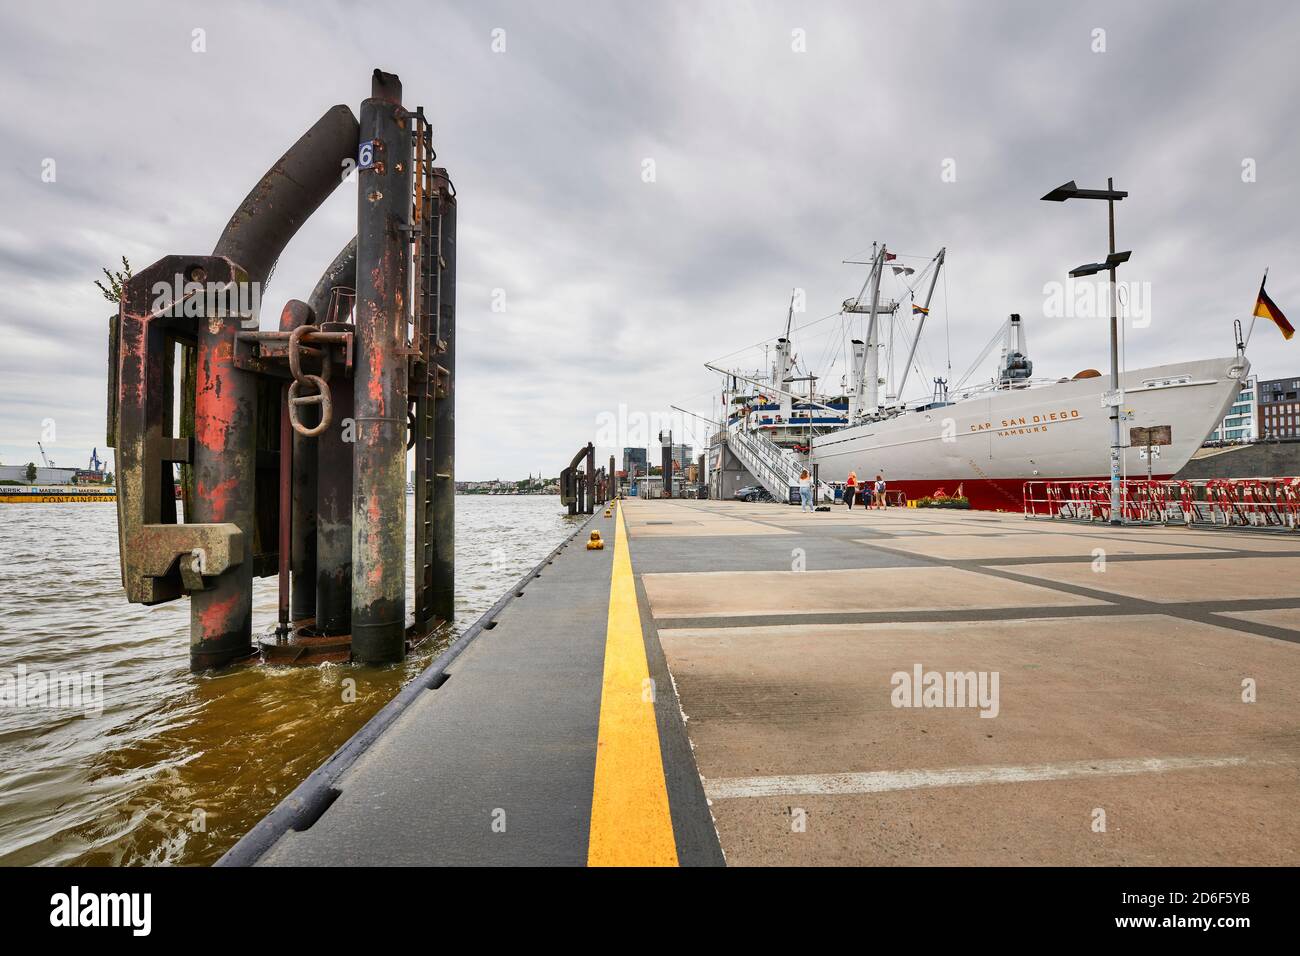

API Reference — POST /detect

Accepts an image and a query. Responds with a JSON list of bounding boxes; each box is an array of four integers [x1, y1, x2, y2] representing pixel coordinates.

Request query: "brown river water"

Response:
[[0, 495, 581, 866]]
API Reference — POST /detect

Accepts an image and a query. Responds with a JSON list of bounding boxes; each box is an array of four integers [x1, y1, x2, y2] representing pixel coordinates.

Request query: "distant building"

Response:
[[622, 447, 648, 477], [1205, 374, 1258, 444], [670, 443, 694, 471], [0, 465, 77, 485], [1258, 374, 1300, 439]]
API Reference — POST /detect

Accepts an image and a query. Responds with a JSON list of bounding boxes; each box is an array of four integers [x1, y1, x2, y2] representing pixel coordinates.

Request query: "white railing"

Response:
[[726, 423, 834, 503]]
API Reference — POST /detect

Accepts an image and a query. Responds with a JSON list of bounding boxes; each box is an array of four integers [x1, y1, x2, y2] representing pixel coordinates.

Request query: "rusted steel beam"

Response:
[[112, 255, 246, 609], [308, 241, 358, 637], [286, 303, 319, 623], [430, 168, 456, 624], [562, 444, 593, 516], [189, 270, 259, 671], [350, 69, 413, 664], [560, 466, 574, 515], [277, 380, 293, 637], [315, 373, 354, 635], [279, 300, 315, 629], [179, 101, 355, 671]]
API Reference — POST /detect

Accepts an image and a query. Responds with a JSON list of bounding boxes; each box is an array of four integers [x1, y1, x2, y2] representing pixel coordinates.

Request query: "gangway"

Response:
[[725, 422, 834, 504]]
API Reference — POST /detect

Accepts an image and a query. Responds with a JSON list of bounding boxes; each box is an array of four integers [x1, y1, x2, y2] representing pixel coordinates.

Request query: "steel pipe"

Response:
[[350, 70, 413, 663]]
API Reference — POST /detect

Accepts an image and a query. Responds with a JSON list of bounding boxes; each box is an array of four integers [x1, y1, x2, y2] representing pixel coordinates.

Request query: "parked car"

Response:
[[733, 484, 772, 502]]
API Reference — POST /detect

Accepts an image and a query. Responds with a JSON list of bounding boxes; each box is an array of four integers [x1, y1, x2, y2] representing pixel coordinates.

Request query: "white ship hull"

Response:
[[809, 355, 1249, 510]]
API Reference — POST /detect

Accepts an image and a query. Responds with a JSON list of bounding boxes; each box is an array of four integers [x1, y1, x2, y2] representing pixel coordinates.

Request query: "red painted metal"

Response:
[[350, 70, 413, 664]]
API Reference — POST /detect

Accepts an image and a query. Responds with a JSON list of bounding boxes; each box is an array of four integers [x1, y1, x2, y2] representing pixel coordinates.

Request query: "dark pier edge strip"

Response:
[[217, 511, 601, 867], [633, 570, 727, 866]]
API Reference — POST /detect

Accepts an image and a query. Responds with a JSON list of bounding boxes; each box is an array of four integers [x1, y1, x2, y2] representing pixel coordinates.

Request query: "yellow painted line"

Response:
[[587, 501, 679, 867]]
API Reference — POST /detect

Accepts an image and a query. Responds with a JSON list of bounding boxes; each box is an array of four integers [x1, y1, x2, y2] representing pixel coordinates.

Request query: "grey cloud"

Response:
[[0, 0, 1297, 476]]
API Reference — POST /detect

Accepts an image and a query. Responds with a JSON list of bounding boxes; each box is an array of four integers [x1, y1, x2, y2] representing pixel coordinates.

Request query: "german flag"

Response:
[[1255, 274, 1294, 340]]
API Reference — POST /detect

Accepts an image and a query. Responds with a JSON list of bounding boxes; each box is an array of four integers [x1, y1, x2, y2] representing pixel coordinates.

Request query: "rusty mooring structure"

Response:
[[559, 443, 615, 516], [108, 70, 455, 672]]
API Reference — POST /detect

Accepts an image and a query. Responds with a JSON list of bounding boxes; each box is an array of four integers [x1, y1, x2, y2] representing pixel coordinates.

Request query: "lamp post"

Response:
[[1042, 178, 1131, 525]]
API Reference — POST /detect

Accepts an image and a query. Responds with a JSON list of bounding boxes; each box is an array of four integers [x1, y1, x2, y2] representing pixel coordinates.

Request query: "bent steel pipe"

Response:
[[213, 105, 360, 288], [308, 237, 358, 322]]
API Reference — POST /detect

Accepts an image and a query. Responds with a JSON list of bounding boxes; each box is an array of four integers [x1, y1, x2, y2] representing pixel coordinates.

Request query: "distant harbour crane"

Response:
[[37, 441, 54, 469]]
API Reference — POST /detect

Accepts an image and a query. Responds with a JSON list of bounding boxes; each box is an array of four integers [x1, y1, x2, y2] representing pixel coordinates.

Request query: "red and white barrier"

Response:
[[1023, 478, 1300, 530]]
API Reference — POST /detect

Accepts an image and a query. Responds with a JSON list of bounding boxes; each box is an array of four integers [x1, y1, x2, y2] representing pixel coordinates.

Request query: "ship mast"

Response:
[[895, 247, 945, 402], [864, 245, 885, 416], [843, 243, 887, 419]]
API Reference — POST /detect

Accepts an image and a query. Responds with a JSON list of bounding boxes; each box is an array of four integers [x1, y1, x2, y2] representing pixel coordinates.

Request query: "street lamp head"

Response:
[[1041, 180, 1128, 202], [1041, 180, 1078, 202], [1069, 261, 1107, 278], [1105, 250, 1132, 267]]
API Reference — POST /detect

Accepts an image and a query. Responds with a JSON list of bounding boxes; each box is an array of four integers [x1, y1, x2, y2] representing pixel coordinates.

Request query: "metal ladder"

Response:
[[411, 110, 439, 632]]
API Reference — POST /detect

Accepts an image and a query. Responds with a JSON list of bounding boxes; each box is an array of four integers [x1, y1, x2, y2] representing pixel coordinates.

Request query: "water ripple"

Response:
[[0, 496, 580, 865]]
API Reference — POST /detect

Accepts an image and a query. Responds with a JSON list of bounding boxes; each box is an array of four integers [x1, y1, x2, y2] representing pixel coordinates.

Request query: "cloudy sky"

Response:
[[2, 0, 1297, 479]]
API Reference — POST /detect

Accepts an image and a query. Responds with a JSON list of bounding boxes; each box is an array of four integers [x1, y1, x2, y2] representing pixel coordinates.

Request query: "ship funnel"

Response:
[[999, 313, 1033, 384], [849, 338, 868, 419]]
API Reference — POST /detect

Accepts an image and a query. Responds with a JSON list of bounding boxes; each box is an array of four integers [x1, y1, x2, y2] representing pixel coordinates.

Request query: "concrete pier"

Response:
[[224, 499, 1300, 866]]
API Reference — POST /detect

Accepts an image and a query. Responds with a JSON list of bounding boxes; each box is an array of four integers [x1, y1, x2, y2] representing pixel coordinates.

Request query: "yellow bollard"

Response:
[[587, 530, 605, 550]]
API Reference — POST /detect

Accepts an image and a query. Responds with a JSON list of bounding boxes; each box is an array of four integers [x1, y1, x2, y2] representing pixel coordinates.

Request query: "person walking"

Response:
[[845, 470, 857, 510], [875, 474, 887, 509], [798, 469, 813, 512]]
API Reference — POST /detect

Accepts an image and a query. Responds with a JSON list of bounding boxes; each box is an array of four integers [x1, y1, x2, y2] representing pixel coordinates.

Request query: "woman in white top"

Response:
[[798, 469, 814, 512]]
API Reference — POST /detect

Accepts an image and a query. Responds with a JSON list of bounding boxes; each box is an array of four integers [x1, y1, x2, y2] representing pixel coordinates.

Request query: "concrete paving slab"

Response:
[[658, 615, 1300, 865], [856, 533, 1229, 561], [1023, 521, 1300, 551], [659, 615, 1300, 774], [629, 535, 929, 574], [641, 567, 1105, 619], [996, 556, 1300, 603], [707, 765, 1300, 865], [628, 519, 794, 538], [867, 524, 1042, 536], [1113, 530, 1300, 553]]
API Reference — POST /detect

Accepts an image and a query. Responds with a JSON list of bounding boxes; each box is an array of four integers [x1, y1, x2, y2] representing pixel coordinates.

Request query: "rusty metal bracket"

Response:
[[111, 254, 251, 605]]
